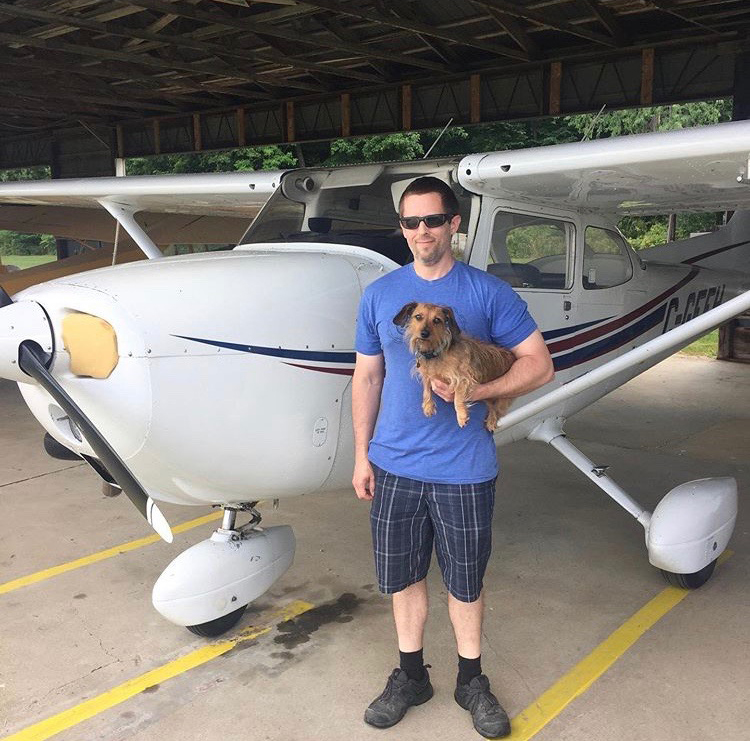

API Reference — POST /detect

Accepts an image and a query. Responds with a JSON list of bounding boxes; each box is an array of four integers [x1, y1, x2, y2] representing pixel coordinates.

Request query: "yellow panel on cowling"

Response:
[[62, 313, 119, 379]]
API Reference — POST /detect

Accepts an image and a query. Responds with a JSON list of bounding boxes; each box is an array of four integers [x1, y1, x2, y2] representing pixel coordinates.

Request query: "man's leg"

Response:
[[430, 479, 510, 739], [365, 468, 434, 729], [447, 590, 482, 658], [393, 578, 429, 652]]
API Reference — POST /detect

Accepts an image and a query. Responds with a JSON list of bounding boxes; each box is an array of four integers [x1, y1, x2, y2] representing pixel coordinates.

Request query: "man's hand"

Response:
[[430, 378, 455, 403], [353, 459, 376, 501]]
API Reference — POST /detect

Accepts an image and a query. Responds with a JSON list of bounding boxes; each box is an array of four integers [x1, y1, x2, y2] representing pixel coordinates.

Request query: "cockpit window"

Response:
[[583, 227, 633, 289], [486, 210, 574, 289]]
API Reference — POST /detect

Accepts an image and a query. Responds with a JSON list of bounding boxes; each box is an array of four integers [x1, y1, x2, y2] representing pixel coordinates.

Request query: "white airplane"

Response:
[[1, 121, 749, 637]]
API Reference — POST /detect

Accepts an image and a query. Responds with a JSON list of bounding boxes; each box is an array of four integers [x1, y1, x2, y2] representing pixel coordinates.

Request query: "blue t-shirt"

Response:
[[355, 260, 537, 484]]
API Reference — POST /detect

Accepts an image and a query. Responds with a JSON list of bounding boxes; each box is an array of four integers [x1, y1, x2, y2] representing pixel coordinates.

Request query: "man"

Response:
[[352, 176, 554, 738]]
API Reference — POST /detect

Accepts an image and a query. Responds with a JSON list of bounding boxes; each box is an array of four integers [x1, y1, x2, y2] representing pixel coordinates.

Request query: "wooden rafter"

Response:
[[473, 0, 620, 48], [112, 0, 453, 73], [0, 4, 381, 86]]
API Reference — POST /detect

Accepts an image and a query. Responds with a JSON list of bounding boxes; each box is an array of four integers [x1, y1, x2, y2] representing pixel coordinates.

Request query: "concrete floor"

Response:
[[1, 355, 748, 741]]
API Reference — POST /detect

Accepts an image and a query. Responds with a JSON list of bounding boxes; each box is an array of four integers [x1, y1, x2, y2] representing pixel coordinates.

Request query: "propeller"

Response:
[[0, 285, 172, 542]]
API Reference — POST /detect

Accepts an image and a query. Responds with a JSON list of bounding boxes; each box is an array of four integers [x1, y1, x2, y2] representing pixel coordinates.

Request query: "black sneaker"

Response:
[[454, 674, 510, 738], [364, 668, 433, 728]]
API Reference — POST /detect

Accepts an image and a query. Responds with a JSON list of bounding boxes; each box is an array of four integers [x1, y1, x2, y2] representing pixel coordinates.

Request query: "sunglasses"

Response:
[[398, 213, 455, 230]]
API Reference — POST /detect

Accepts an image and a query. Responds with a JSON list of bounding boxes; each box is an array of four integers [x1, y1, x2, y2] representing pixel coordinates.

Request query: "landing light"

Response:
[[62, 313, 119, 379]]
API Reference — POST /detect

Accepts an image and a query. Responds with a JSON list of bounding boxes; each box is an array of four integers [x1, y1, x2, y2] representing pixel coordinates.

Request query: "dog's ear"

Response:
[[393, 302, 417, 326], [441, 306, 461, 336]]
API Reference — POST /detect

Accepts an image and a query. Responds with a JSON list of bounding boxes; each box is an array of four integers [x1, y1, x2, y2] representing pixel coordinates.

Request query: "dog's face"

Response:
[[393, 302, 460, 357]]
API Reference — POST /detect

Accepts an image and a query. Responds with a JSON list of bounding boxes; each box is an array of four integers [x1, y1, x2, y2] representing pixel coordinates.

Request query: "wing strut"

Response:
[[98, 198, 163, 260], [499, 285, 750, 434]]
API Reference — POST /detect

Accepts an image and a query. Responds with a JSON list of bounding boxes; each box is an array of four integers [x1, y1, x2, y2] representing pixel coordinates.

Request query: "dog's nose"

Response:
[[420, 329, 430, 339]]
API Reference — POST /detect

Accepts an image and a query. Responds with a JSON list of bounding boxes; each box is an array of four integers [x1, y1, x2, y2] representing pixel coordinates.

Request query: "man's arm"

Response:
[[352, 351, 385, 501], [432, 329, 554, 402]]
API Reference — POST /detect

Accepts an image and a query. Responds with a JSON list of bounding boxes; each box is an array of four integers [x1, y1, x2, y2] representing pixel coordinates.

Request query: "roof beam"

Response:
[[0, 56, 221, 108], [576, 0, 629, 46], [0, 31, 312, 97], [2, 81, 181, 115], [314, 15, 392, 79], [0, 51, 283, 105], [647, 0, 725, 35], [114, 0, 453, 72], [298, 0, 531, 60], [0, 4, 377, 86], [480, 6, 540, 57], [472, 0, 621, 47]]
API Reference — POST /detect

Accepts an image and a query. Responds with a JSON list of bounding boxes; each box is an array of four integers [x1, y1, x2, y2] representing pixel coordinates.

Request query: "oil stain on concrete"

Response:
[[274, 592, 362, 650]]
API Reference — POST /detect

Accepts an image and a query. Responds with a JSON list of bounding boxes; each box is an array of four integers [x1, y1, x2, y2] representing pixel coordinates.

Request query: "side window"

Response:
[[583, 227, 633, 289], [486, 211, 573, 289]]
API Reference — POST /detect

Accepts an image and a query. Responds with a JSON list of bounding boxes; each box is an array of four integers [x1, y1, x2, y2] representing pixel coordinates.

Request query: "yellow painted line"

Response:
[[509, 551, 733, 740], [1, 599, 313, 741], [0, 511, 222, 596]]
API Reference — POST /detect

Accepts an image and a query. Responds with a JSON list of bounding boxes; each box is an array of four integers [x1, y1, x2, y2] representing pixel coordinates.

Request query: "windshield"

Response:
[[239, 162, 476, 266]]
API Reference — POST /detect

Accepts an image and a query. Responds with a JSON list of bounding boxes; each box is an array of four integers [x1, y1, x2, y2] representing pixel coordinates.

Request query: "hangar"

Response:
[[1, 3, 749, 741]]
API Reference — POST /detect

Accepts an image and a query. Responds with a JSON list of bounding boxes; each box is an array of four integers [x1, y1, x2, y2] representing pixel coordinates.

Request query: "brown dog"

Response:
[[393, 302, 515, 431]]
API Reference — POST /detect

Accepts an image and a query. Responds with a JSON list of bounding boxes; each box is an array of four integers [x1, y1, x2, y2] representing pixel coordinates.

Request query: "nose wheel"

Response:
[[153, 504, 295, 637], [187, 604, 248, 637], [185, 504, 260, 637]]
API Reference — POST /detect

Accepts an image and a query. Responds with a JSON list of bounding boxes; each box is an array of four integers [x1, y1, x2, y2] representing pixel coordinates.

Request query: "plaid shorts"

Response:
[[370, 464, 496, 603]]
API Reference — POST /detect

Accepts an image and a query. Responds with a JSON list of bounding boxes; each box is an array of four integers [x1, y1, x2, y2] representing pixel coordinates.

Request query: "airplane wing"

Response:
[[0, 169, 284, 243], [458, 119, 750, 215]]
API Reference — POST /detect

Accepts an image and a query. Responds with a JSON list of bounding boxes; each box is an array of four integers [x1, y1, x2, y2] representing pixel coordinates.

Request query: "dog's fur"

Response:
[[393, 302, 516, 431]]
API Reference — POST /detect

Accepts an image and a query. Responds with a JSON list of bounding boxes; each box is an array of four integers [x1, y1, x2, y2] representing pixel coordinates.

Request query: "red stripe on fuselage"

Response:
[[284, 362, 355, 375], [547, 268, 699, 354]]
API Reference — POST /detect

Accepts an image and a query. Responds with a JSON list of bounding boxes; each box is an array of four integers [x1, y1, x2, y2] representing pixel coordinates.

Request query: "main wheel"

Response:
[[186, 604, 247, 637], [660, 558, 717, 589]]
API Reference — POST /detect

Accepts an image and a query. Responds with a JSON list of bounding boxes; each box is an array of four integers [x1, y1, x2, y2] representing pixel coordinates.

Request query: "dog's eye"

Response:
[[414, 314, 422, 320], [433, 317, 442, 324]]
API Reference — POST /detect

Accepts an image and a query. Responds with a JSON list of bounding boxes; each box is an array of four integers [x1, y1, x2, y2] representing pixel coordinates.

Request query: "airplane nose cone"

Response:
[[0, 300, 53, 383]]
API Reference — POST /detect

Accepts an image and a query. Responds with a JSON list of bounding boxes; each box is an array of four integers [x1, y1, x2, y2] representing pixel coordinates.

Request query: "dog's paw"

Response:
[[423, 400, 437, 417], [457, 411, 470, 427], [484, 416, 498, 432]]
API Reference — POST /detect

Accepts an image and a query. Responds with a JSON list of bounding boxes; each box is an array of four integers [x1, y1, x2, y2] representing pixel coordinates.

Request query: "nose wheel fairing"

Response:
[[152, 510, 296, 630]]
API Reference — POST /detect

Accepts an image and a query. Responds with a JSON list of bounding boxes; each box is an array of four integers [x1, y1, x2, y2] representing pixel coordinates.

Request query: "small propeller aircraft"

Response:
[[1, 121, 749, 636]]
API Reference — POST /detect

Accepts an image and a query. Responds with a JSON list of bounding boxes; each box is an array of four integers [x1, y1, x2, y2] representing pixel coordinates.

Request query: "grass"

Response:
[[1, 254, 56, 269], [679, 329, 718, 358]]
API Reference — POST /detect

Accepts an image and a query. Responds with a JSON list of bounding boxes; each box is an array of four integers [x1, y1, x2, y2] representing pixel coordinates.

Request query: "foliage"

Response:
[[322, 132, 425, 165], [0, 230, 56, 256], [126, 145, 298, 175], [0, 166, 50, 182], [567, 100, 733, 139], [618, 212, 722, 250]]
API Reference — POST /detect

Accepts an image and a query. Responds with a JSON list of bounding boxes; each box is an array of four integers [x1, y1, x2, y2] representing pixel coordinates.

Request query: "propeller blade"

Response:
[[17, 340, 173, 543]]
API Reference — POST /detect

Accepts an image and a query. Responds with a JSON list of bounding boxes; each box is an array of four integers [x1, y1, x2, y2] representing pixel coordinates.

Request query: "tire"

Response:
[[660, 558, 717, 589], [43, 433, 81, 461], [186, 604, 247, 637]]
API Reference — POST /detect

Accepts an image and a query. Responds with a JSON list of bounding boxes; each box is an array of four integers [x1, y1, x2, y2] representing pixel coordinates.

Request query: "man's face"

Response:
[[399, 192, 461, 267]]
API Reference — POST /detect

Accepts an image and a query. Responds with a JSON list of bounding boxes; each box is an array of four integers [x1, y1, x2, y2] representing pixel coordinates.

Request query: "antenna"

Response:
[[581, 105, 607, 142], [423, 118, 454, 159]]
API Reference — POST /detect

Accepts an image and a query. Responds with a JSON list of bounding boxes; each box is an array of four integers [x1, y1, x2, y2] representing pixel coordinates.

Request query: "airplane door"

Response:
[[551, 225, 641, 372], [470, 204, 577, 337]]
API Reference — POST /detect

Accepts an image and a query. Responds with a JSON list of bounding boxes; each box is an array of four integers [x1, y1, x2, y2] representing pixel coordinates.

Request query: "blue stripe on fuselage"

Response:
[[173, 335, 356, 364]]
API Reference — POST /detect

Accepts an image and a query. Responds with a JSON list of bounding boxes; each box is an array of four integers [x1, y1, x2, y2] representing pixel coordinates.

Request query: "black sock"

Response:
[[399, 649, 425, 681], [457, 654, 482, 685]]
